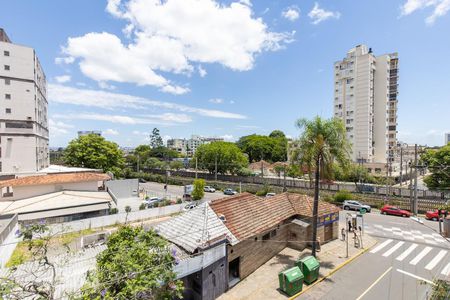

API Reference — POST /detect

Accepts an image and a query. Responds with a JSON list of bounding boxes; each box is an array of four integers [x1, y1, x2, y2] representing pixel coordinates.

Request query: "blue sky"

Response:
[[2, 0, 449, 147]]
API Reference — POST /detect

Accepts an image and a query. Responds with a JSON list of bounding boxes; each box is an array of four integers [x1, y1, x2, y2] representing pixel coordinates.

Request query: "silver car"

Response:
[[343, 200, 371, 213]]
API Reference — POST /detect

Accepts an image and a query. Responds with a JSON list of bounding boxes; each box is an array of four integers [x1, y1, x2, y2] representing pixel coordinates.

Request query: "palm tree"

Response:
[[296, 116, 350, 257]]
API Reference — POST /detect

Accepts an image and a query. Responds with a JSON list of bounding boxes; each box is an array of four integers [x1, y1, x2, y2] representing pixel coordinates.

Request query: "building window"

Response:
[[4, 51, 9, 56], [4, 79, 10, 85], [5, 94, 11, 100], [262, 233, 270, 241], [2, 186, 13, 198], [5, 108, 11, 114], [4, 65, 10, 71]]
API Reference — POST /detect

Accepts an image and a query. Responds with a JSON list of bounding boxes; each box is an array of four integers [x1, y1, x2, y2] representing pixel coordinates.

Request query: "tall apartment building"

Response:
[[445, 132, 450, 145], [167, 135, 224, 157], [0, 29, 49, 173], [333, 44, 398, 164]]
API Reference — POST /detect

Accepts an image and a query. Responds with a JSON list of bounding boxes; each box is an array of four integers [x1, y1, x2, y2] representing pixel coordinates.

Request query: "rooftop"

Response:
[[0, 172, 110, 188], [38, 165, 103, 174], [209, 192, 339, 240]]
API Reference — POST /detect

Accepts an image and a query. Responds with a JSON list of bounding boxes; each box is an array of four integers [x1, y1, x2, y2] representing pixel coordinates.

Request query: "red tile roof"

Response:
[[0, 172, 110, 188], [209, 192, 339, 240]]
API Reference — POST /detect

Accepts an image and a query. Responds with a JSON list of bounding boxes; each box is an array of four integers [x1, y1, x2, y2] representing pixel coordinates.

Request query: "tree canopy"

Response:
[[81, 226, 183, 299], [194, 141, 248, 175], [421, 144, 450, 190], [63, 134, 124, 176], [149, 128, 163, 148], [236, 131, 287, 163]]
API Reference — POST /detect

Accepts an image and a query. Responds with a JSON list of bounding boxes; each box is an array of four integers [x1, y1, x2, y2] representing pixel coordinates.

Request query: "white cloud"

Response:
[[400, 0, 450, 24], [308, 2, 341, 25], [48, 84, 247, 119], [59, 0, 293, 94], [49, 119, 74, 136], [98, 81, 116, 90], [55, 56, 75, 64], [103, 129, 119, 135], [282, 6, 300, 21], [54, 112, 192, 125], [54, 75, 71, 83], [209, 98, 224, 104], [239, 0, 252, 6], [198, 65, 207, 77], [220, 134, 234, 141], [236, 125, 260, 129]]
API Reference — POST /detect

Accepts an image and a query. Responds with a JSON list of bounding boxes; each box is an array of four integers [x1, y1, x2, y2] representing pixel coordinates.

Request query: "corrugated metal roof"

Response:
[[18, 203, 110, 221], [155, 203, 238, 253]]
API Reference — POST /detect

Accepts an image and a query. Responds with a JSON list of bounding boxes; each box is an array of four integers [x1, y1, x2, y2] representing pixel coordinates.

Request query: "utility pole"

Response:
[[214, 155, 218, 182], [260, 153, 264, 178], [283, 167, 287, 192], [137, 154, 140, 173], [413, 144, 418, 215], [399, 147, 403, 186], [195, 157, 198, 179]]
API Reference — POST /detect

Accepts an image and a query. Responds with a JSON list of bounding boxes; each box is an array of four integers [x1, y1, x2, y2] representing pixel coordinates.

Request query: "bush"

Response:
[[125, 206, 132, 213], [256, 184, 271, 197], [109, 208, 118, 214], [176, 198, 182, 204], [139, 203, 146, 210], [322, 195, 334, 203], [334, 190, 353, 203], [192, 179, 205, 201], [158, 199, 171, 207]]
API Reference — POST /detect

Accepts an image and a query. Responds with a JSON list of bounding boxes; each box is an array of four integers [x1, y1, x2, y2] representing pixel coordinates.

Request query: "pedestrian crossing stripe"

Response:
[[396, 244, 418, 261], [370, 239, 393, 253], [441, 263, 450, 276], [383, 241, 404, 257], [409, 246, 432, 265], [425, 250, 448, 271]]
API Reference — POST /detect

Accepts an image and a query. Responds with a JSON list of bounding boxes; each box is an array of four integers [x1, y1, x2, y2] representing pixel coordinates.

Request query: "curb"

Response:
[[288, 240, 378, 300]]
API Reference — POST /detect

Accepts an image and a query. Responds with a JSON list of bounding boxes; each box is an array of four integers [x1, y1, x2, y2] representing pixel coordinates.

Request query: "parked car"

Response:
[[142, 196, 162, 207], [204, 186, 216, 193], [425, 209, 448, 221], [343, 200, 371, 213], [184, 203, 197, 211], [380, 205, 412, 217], [223, 188, 238, 195], [265, 192, 276, 197], [138, 178, 147, 183]]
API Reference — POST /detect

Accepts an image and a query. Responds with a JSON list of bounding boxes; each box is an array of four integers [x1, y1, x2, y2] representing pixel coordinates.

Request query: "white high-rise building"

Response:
[[333, 44, 398, 164], [445, 132, 450, 145], [0, 29, 49, 174]]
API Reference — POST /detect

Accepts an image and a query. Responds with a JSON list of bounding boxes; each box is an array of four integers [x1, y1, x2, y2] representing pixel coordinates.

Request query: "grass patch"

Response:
[[6, 242, 32, 268]]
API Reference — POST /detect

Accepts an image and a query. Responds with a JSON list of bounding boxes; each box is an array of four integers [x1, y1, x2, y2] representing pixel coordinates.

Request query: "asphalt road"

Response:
[[299, 212, 450, 300]]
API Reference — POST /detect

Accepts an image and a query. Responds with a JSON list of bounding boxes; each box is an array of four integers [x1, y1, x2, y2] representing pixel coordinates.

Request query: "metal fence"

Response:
[[144, 168, 450, 201]]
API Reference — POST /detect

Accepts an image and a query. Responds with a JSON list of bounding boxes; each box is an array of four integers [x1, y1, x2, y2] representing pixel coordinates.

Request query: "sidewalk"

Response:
[[218, 234, 377, 300]]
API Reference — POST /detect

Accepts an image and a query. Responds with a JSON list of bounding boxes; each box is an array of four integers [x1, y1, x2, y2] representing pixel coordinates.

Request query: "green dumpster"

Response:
[[295, 256, 320, 284], [278, 266, 304, 296]]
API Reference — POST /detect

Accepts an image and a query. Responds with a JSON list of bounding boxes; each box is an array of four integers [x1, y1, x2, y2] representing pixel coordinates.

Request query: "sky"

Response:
[[1, 0, 449, 147]]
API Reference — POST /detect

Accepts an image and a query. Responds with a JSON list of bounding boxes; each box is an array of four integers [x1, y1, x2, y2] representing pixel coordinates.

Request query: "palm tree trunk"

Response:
[[311, 156, 320, 257]]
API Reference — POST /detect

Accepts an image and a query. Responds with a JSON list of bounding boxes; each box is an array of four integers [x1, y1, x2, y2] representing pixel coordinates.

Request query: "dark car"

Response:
[[138, 178, 147, 183], [380, 205, 412, 217]]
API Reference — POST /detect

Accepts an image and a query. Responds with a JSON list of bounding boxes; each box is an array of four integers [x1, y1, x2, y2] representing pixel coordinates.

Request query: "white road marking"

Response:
[[425, 250, 447, 271], [396, 269, 435, 285], [396, 244, 418, 261], [441, 263, 450, 276], [370, 239, 393, 254], [409, 246, 432, 265], [355, 267, 392, 300], [383, 241, 405, 257]]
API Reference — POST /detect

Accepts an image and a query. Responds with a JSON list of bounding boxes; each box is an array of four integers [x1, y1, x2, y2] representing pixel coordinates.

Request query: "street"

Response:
[[299, 211, 450, 300]]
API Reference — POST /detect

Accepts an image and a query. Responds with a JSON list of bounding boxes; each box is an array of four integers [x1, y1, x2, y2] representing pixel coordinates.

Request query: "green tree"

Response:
[[170, 160, 184, 171], [150, 146, 179, 159], [63, 134, 124, 176], [237, 133, 287, 163], [80, 226, 183, 299], [149, 128, 163, 148], [421, 144, 450, 190], [296, 116, 350, 257], [269, 130, 286, 139], [192, 179, 205, 201], [194, 141, 248, 175], [144, 157, 163, 169]]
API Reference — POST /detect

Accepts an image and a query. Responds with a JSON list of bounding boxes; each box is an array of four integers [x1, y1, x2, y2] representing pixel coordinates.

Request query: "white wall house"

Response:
[[333, 45, 399, 164], [0, 28, 49, 174]]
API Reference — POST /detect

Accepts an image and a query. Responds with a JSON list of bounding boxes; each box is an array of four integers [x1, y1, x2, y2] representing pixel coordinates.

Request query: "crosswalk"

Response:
[[369, 238, 450, 277]]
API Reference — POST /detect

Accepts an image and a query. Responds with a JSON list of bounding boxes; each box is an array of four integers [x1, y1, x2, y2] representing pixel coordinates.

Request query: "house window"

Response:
[[4, 65, 10, 71], [5, 108, 11, 114], [270, 230, 277, 238], [5, 94, 11, 100], [262, 233, 270, 241], [4, 79, 10, 85], [4, 51, 9, 56]]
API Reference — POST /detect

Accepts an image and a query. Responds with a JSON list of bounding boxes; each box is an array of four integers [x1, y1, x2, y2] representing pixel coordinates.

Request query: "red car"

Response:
[[425, 210, 448, 221], [380, 205, 412, 217]]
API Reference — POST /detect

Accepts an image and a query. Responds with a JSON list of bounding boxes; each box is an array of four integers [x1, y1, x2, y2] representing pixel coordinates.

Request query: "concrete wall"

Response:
[[0, 180, 99, 201], [0, 214, 19, 268], [48, 203, 184, 234]]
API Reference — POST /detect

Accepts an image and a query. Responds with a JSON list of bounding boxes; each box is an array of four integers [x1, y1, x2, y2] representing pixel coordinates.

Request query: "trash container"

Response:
[[295, 256, 320, 284], [278, 266, 304, 296]]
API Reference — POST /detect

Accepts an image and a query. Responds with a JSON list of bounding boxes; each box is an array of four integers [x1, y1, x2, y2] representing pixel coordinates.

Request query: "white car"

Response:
[[184, 203, 197, 211], [142, 197, 161, 207], [265, 193, 276, 197], [343, 200, 371, 213], [204, 186, 216, 193]]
